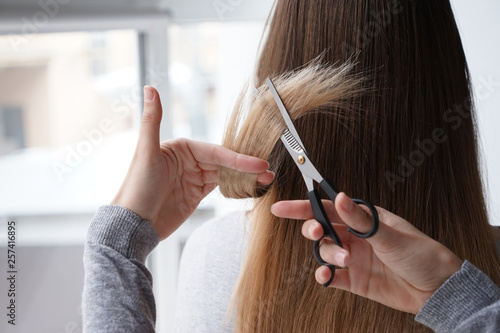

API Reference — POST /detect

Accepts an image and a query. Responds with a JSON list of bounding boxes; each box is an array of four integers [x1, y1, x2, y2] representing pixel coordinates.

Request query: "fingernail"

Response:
[[309, 224, 316, 237], [336, 252, 346, 267], [270, 204, 276, 214], [257, 171, 274, 184], [144, 86, 154, 102], [341, 193, 353, 212]]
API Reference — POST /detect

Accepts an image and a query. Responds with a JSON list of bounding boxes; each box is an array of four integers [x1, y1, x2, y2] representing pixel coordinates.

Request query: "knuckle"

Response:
[[141, 112, 154, 124]]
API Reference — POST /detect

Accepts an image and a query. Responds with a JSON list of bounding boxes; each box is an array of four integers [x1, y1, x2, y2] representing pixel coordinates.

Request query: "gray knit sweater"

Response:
[[82, 205, 500, 332]]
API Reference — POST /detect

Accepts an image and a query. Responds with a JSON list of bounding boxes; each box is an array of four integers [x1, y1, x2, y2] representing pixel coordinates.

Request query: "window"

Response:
[[0, 29, 142, 333], [0, 106, 25, 155], [0, 29, 141, 210]]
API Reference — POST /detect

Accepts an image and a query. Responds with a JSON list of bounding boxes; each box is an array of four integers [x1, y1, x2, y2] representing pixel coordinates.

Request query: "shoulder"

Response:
[[186, 210, 249, 251], [179, 210, 249, 280], [174, 211, 249, 332]]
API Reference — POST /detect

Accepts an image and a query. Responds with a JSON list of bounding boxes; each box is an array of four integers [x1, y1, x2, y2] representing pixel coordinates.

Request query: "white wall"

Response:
[[452, 0, 500, 224]]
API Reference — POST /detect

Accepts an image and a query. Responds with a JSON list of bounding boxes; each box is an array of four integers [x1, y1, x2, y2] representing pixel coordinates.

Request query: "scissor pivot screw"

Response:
[[297, 156, 306, 164]]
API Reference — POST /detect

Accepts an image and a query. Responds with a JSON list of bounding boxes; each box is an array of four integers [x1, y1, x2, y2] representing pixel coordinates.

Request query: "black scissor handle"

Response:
[[308, 188, 342, 287], [308, 180, 380, 287], [349, 199, 379, 238], [318, 179, 379, 239], [313, 238, 336, 287], [307, 189, 343, 247]]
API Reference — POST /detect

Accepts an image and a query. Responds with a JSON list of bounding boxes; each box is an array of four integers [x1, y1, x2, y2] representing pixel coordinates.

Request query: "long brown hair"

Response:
[[220, 0, 500, 332]]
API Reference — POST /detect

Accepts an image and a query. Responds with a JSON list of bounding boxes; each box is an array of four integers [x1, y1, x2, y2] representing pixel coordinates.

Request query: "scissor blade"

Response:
[[266, 78, 307, 153], [281, 128, 304, 153]]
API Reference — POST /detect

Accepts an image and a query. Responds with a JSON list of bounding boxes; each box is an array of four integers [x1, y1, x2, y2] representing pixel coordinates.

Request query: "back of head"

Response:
[[219, 0, 500, 332]]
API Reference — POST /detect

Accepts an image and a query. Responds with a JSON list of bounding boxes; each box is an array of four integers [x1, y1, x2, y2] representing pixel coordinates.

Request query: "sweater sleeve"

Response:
[[82, 205, 160, 333], [415, 260, 500, 332]]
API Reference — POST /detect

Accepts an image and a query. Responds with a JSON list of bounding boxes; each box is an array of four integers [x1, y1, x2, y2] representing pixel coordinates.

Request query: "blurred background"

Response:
[[0, 0, 498, 332]]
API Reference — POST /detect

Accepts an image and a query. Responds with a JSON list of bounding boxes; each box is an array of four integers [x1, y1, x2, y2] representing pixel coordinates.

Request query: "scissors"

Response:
[[266, 78, 379, 287]]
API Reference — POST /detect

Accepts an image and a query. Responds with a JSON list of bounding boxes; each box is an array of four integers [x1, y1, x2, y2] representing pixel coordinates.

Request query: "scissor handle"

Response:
[[318, 179, 379, 238], [349, 198, 379, 238], [308, 179, 380, 287], [313, 239, 336, 287], [308, 188, 342, 287]]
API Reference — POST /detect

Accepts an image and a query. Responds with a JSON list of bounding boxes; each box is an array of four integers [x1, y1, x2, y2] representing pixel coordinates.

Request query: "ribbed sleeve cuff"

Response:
[[87, 205, 160, 263], [415, 260, 500, 332]]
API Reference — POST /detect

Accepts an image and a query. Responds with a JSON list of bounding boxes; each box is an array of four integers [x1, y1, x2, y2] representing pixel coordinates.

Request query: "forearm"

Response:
[[416, 261, 500, 333], [82, 205, 159, 333]]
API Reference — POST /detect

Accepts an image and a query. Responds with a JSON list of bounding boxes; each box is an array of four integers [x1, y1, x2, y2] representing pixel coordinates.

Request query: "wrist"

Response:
[[437, 250, 463, 287], [414, 248, 463, 313], [111, 193, 154, 226]]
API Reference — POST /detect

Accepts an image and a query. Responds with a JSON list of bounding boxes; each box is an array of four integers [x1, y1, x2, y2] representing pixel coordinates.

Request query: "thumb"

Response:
[[138, 85, 162, 150], [335, 192, 403, 250], [335, 192, 380, 237]]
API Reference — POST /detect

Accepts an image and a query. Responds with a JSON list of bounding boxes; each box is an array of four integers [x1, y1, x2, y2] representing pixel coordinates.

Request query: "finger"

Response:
[[316, 267, 351, 292], [256, 170, 275, 185], [202, 170, 219, 184], [301, 219, 325, 240], [138, 86, 162, 151], [335, 192, 377, 235], [374, 205, 422, 234], [271, 200, 338, 221], [188, 141, 269, 174], [201, 170, 274, 185], [317, 241, 350, 267], [300, 219, 350, 241], [335, 192, 407, 250], [315, 266, 333, 286], [199, 163, 274, 185]]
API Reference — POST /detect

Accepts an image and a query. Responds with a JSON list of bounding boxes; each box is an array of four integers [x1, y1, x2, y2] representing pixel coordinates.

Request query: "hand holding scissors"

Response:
[[271, 192, 464, 314], [266, 78, 379, 287]]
